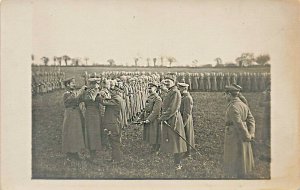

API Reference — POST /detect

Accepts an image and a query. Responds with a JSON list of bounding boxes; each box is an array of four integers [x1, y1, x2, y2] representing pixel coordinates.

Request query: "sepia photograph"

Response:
[[1, 0, 300, 189], [31, 0, 271, 179]]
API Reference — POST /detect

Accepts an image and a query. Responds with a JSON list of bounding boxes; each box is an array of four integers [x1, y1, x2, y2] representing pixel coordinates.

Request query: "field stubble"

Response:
[[32, 90, 270, 179]]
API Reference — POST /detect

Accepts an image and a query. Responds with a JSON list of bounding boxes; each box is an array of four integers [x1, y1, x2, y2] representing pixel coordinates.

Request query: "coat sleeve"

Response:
[[100, 98, 120, 106], [146, 97, 162, 122], [63, 92, 77, 105], [228, 105, 251, 141], [120, 100, 128, 128], [160, 91, 181, 121], [182, 96, 193, 125], [246, 109, 255, 138]]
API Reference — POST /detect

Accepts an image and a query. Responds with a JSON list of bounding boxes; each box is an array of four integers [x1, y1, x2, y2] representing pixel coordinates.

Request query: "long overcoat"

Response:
[[62, 90, 85, 153], [159, 86, 187, 154], [180, 92, 195, 149], [82, 88, 102, 151], [224, 97, 255, 177], [142, 93, 162, 145]]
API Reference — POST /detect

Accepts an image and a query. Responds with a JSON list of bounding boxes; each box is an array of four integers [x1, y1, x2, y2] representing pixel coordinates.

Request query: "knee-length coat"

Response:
[[179, 92, 195, 149], [82, 88, 102, 151], [159, 86, 187, 154], [141, 93, 162, 145], [62, 90, 86, 153], [224, 97, 255, 177]]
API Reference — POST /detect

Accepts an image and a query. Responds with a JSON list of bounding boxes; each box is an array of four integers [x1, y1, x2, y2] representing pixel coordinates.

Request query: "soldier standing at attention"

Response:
[[140, 82, 162, 154], [223, 85, 255, 178], [178, 83, 195, 159], [62, 78, 86, 161], [158, 73, 187, 171], [259, 82, 271, 146]]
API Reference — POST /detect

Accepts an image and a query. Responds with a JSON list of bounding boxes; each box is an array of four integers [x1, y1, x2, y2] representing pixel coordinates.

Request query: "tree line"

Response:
[[33, 53, 270, 68]]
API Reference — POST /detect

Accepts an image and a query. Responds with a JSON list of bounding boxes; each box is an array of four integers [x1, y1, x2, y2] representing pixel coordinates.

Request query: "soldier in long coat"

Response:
[[259, 83, 271, 146], [82, 78, 102, 159], [178, 83, 195, 158], [211, 72, 218, 91], [191, 73, 198, 91], [223, 85, 255, 178], [216, 73, 223, 91], [158, 74, 187, 170], [100, 85, 125, 163], [99, 79, 111, 150], [204, 73, 211, 91], [62, 78, 86, 160], [198, 73, 205, 91], [251, 73, 258, 92], [141, 82, 162, 153]]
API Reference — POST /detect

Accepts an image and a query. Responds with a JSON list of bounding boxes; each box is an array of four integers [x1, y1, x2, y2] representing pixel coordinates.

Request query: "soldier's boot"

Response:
[[174, 153, 183, 171]]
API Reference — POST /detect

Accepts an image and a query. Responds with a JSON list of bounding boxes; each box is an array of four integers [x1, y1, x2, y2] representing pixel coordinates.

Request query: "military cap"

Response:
[[148, 81, 159, 88], [88, 77, 100, 84], [232, 83, 243, 90], [225, 85, 240, 93], [90, 72, 100, 78], [164, 73, 177, 82], [112, 83, 124, 92], [63, 77, 74, 86], [177, 82, 189, 88]]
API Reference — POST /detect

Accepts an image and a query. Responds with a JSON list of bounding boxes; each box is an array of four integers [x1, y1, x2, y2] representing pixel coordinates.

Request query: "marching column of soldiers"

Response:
[[32, 70, 66, 95], [59, 70, 269, 177]]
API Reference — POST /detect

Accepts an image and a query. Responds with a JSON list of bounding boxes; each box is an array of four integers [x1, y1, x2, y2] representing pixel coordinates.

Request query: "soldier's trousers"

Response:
[[108, 126, 123, 162], [174, 153, 183, 165]]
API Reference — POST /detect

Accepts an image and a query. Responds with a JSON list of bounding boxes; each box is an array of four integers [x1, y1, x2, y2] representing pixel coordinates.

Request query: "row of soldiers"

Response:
[[32, 70, 66, 95], [62, 71, 270, 175], [62, 72, 195, 171], [82, 71, 270, 92], [79, 71, 270, 122]]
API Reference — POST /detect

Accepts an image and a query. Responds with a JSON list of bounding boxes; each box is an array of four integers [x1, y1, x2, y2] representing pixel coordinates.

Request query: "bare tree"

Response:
[[56, 57, 62, 66], [153, 58, 157, 67], [146, 58, 151, 67], [84, 57, 89, 66], [134, 57, 139, 67], [71, 58, 81, 66], [107, 59, 115, 66], [53, 56, 57, 66], [256, 54, 270, 65], [167, 56, 176, 67], [62, 55, 71, 66], [160, 56, 164, 67], [192, 59, 198, 67], [235, 53, 255, 67], [214, 57, 223, 66], [41, 57, 49, 66]]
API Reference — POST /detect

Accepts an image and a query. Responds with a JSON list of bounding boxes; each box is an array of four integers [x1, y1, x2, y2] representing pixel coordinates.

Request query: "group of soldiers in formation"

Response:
[[31, 70, 271, 96], [31, 70, 66, 95], [59, 70, 271, 178], [81, 71, 271, 92], [62, 71, 195, 172]]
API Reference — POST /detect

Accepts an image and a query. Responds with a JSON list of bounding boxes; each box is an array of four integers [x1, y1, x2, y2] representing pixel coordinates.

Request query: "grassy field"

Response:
[[32, 90, 270, 179]]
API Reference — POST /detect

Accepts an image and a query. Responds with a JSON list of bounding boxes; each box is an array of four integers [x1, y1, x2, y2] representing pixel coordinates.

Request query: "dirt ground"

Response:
[[32, 90, 270, 179]]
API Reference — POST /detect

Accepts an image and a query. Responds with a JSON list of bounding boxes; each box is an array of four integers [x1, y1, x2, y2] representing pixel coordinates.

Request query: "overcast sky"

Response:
[[32, 0, 292, 66]]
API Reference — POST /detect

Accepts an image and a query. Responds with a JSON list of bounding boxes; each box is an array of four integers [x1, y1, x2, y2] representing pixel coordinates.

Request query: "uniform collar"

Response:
[[227, 97, 241, 107], [168, 85, 177, 91], [181, 91, 189, 96]]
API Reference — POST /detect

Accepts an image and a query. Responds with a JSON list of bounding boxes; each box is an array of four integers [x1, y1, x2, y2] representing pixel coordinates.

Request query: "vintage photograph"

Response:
[[28, 1, 277, 180], [30, 1, 274, 179]]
